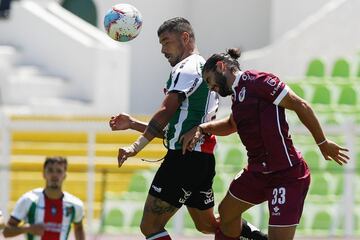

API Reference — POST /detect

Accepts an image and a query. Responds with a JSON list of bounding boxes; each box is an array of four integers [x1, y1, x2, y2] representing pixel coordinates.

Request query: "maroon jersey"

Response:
[[231, 70, 303, 172]]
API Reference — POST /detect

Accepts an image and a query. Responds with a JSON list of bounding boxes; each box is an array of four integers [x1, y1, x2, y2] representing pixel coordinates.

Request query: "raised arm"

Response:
[[117, 92, 184, 167], [279, 89, 349, 165], [109, 113, 148, 135]]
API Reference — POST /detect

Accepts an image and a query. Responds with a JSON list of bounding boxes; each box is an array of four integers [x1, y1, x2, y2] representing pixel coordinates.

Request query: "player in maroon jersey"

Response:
[[181, 48, 349, 240]]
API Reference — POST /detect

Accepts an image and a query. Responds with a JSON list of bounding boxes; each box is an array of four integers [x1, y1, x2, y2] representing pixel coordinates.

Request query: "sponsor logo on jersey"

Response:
[[179, 188, 192, 204], [151, 185, 162, 193], [270, 82, 282, 96], [271, 206, 281, 216], [200, 189, 214, 205], [187, 78, 200, 95], [45, 222, 62, 232], [238, 87, 246, 102], [266, 78, 277, 87]]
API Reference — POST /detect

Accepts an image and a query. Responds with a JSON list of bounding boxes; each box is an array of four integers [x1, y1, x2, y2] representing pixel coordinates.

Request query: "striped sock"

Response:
[[146, 230, 171, 240]]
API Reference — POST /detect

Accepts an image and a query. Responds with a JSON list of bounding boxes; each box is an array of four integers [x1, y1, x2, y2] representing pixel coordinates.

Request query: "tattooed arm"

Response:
[[143, 91, 184, 141], [117, 91, 184, 167]]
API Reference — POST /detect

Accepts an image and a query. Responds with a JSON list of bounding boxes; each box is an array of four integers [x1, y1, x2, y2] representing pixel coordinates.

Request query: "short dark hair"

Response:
[[157, 17, 195, 40], [203, 48, 242, 74], [44, 156, 68, 170]]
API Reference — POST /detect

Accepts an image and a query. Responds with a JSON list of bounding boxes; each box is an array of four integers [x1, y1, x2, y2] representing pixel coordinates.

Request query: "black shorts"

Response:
[[149, 149, 216, 210]]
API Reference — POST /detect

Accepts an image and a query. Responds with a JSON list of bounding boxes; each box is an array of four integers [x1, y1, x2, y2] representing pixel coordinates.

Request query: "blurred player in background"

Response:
[[181, 48, 349, 240], [3, 156, 85, 240], [0, 210, 5, 233], [110, 17, 267, 240]]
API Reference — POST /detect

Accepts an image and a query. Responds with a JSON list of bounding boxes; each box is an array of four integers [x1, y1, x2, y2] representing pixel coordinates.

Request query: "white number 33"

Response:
[[271, 187, 286, 205]]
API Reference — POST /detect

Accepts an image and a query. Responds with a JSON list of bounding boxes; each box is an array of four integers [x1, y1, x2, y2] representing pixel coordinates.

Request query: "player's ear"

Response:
[[181, 31, 190, 44], [216, 61, 225, 73]]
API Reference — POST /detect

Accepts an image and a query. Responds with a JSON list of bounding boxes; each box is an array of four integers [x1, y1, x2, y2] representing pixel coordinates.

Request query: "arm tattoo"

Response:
[[144, 198, 177, 215], [147, 119, 164, 137]]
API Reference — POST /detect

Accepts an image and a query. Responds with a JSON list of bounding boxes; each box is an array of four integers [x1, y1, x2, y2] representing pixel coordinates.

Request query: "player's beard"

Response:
[[214, 71, 232, 97]]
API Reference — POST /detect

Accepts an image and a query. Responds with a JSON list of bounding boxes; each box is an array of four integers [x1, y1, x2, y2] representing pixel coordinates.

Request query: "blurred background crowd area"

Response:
[[0, 0, 359, 238]]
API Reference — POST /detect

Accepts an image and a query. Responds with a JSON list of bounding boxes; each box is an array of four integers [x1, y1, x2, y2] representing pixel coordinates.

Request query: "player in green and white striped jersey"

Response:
[[3, 157, 85, 240], [110, 17, 267, 240]]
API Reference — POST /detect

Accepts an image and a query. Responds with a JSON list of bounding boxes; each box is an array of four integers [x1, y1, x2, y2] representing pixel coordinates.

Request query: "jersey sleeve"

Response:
[[167, 71, 203, 98], [252, 72, 289, 105], [11, 193, 33, 221], [73, 200, 84, 223]]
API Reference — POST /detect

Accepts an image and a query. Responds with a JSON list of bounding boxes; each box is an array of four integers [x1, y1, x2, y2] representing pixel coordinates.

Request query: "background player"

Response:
[[3, 156, 85, 240], [181, 48, 349, 240]]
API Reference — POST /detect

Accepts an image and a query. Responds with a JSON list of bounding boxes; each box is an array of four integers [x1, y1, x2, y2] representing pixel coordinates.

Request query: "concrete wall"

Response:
[[95, 0, 271, 114]]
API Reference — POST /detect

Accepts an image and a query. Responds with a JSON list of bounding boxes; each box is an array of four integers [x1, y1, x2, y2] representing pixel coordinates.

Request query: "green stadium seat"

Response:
[[312, 211, 332, 230], [334, 174, 344, 196], [288, 82, 305, 99], [213, 175, 225, 194], [302, 149, 322, 170], [130, 209, 143, 228], [224, 148, 245, 170], [311, 84, 331, 105], [103, 209, 124, 228], [337, 84, 357, 106], [128, 172, 148, 192], [306, 58, 326, 77], [331, 58, 350, 78], [309, 174, 328, 195]]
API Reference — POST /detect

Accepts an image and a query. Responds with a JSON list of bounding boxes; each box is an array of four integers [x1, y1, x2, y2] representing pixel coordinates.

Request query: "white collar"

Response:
[[232, 71, 244, 93]]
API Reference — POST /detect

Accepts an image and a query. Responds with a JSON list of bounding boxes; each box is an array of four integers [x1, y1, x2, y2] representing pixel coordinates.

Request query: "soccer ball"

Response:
[[104, 4, 143, 42]]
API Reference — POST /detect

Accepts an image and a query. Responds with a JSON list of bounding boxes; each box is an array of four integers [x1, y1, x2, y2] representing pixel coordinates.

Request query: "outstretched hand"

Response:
[[109, 113, 132, 131], [180, 126, 202, 154], [318, 140, 349, 165]]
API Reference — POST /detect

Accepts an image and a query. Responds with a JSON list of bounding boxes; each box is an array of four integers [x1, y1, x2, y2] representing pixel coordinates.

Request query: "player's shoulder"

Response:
[[22, 188, 43, 200], [177, 54, 205, 75], [63, 191, 84, 208]]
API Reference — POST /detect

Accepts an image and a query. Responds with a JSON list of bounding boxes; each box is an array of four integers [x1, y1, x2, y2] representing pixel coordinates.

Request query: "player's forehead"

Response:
[[159, 31, 179, 43], [44, 162, 66, 171]]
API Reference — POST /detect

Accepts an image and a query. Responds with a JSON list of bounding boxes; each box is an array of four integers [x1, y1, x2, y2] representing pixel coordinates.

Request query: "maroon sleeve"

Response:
[[249, 71, 287, 103]]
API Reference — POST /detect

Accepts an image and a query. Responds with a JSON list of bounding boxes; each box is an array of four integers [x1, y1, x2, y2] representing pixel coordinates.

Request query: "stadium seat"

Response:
[[309, 174, 329, 195], [212, 175, 226, 194], [103, 209, 124, 228], [312, 211, 332, 230], [302, 149, 322, 170], [331, 58, 350, 78], [224, 148, 245, 170], [337, 84, 357, 106], [311, 84, 332, 105], [306, 58, 326, 77], [130, 209, 143, 228], [128, 172, 148, 193], [287, 82, 305, 99]]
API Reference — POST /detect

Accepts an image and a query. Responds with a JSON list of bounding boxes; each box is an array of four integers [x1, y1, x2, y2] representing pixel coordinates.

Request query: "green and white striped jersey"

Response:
[[11, 188, 84, 240], [164, 54, 219, 153]]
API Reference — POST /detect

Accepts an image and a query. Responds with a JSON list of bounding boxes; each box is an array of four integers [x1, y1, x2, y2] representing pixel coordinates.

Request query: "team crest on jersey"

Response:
[[65, 207, 73, 217], [238, 87, 246, 102], [51, 206, 57, 216]]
